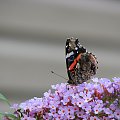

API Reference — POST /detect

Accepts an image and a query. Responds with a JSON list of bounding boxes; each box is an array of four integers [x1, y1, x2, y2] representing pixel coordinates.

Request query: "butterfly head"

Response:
[[66, 37, 86, 54], [66, 37, 78, 51]]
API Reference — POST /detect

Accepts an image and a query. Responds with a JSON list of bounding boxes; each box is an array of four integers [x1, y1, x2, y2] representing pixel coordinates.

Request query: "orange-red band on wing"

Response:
[[69, 53, 82, 71]]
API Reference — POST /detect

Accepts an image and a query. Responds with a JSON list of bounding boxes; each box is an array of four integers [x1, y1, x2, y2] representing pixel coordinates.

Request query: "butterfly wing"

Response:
[[65, 38, 86, 84]]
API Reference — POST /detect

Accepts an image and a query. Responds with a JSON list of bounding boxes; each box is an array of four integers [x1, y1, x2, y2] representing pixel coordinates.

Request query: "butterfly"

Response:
[[66, 37, 98, 85]]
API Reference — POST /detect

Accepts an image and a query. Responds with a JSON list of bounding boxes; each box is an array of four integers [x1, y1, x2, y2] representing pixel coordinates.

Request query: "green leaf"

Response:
[[0, 113, 3, 119], [0, 93, 10, 106], [0, 112, 18, 120]]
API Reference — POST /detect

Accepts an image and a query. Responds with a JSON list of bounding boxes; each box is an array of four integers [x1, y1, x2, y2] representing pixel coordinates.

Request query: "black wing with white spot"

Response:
[[65, 37, 98, 85]]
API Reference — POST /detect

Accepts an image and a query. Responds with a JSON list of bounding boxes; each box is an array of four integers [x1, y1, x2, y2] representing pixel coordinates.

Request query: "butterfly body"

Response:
[[66, 37, 98, 85]]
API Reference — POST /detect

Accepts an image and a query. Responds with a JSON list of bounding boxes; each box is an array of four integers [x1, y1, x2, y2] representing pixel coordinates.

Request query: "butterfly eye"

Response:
[[67, 38, 70, 41]]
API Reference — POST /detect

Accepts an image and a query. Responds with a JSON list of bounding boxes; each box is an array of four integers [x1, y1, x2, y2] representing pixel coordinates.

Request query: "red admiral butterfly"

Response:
[[66, 37, 98, 85]]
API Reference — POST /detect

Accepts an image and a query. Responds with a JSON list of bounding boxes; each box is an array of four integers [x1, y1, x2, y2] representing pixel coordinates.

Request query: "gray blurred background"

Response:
[[0, 0, 120, 112]]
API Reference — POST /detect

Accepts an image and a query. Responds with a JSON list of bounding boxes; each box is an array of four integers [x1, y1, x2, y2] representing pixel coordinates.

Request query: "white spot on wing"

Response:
[[66, 51, 74, 58], [75, 47, 78, 50]]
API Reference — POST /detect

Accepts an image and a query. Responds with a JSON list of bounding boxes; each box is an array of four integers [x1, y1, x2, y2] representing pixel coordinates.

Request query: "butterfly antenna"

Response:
[[51, 71, 68, 81]]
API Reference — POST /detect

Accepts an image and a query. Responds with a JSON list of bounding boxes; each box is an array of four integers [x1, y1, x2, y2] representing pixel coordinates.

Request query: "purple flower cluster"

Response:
[[9, 78, 120, 119]]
